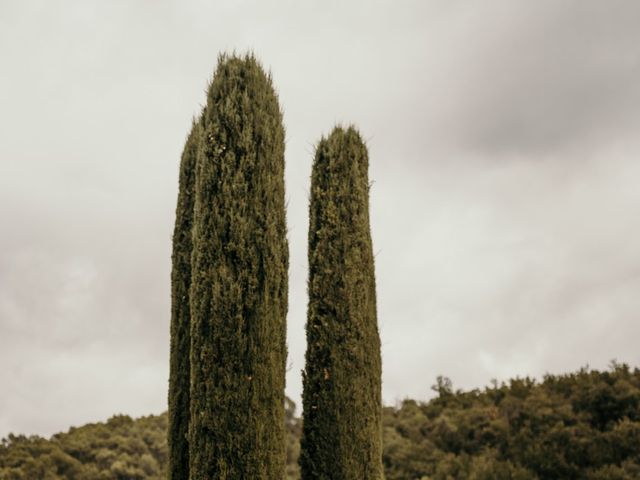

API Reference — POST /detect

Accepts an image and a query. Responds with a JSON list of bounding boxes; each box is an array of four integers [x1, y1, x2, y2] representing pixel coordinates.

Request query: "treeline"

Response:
[[0, 414, 168, 480], [383, 362, 640, 480], [2, 364, 639, 479]]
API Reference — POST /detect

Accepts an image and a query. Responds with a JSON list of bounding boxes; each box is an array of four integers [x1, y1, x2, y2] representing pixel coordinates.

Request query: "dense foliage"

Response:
[[383, 363, 640, 480], [2, 365, 639, 479], [0, 414, 168, 480], [168, 117, 201, 480], [300, 126, 383, 479], [188, 53, 288, 479]]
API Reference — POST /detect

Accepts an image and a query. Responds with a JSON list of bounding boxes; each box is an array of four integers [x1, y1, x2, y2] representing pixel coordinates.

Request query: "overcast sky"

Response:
[[1, 0, 639, 439]]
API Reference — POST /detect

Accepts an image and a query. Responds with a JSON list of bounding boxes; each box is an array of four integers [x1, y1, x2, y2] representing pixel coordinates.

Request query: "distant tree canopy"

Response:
[[3, 365, 640, 479], [382, 362, 640, 480], [0, 414, 167, 480]]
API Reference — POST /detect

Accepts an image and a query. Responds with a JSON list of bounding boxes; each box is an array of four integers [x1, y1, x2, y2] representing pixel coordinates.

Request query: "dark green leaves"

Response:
[[188, 54, 288, 480], [300, 126, 383, 480]]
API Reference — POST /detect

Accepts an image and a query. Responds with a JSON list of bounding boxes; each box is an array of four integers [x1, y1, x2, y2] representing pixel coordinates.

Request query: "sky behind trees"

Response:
[[1, 0, 639, 438]]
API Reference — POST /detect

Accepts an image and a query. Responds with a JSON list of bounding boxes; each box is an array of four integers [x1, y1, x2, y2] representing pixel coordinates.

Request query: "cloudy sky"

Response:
[[1, 0, 639, 439]]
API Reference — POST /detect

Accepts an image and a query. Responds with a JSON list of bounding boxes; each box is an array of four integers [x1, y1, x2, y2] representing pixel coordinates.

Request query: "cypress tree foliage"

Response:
[[168, 117, 201, 480], [189, 53, 288, 479], [300, 126, 383, 480]]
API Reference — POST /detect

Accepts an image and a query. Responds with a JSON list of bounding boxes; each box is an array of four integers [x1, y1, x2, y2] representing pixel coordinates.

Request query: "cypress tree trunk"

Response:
[[168, 118, 201, 480], [300, 126, 383, 480], [189, 54, 288, 479]]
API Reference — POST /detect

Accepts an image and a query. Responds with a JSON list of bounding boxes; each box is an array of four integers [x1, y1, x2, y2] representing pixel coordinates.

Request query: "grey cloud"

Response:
[[1, 0, 639, 437], [421, 1, 640, 155]]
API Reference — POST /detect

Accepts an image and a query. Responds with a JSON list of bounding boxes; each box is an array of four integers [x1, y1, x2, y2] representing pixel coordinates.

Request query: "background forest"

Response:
[[2, 364, 639, 480]]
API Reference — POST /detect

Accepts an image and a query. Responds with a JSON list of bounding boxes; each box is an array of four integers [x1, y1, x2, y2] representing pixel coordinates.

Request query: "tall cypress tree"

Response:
[[168, 116, 201, 480], [189, 54, 288, 479], [300, 126, 383, 480]]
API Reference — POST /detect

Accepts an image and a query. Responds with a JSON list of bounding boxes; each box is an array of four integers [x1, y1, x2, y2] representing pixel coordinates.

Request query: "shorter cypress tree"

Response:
[[300, 126, 383, 480]]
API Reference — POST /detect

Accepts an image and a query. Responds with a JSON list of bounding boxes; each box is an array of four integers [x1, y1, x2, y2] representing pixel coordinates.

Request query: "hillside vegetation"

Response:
[[2, 364, 639, 479]]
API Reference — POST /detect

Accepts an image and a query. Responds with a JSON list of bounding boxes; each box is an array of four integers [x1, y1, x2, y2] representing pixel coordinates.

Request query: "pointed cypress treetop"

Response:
[[189, 53, 288, 480], [300, 125, 383, 480]]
